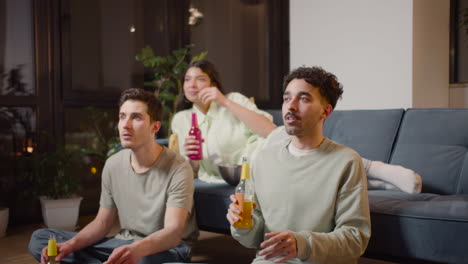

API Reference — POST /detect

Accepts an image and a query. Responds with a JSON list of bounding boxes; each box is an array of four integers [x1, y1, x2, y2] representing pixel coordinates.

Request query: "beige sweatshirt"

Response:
[[231, 138, 371, 264]]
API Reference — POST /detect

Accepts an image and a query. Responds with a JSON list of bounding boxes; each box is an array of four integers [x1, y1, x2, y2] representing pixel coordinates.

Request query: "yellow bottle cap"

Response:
[[48, 237, 58, 256]]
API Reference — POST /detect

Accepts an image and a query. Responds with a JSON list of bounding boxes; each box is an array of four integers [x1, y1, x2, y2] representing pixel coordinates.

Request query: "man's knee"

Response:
[[28, 228, 50, 260]]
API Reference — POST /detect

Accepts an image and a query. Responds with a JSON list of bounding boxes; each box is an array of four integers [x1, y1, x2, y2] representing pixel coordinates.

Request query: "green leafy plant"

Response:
[[20, 148, 82, 199], [136, 44, 207, 135], [74, 107, 120, 163], [65, 107, 120, 182], [19, 107, 119, 200]]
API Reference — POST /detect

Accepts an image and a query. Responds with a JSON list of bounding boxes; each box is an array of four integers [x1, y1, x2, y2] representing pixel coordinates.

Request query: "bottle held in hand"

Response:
[[233, 157, 254, 229], [188, 112, 203, 160], [47, 234, 59, 264]]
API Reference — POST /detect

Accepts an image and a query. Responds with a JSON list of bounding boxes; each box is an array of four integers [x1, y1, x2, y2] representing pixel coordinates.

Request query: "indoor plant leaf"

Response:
[[135, 44, 208, 135]]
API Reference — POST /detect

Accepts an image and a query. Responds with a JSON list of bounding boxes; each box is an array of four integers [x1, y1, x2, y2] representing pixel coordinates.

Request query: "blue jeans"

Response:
[[28, 228, 191, 264]]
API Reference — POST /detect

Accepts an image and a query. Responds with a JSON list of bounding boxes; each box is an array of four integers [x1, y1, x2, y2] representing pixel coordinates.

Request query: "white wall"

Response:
[[290, 0, 450, 109]]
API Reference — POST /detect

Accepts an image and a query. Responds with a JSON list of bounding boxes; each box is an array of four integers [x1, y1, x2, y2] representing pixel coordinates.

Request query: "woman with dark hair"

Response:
[[171, 60, 276, 183]]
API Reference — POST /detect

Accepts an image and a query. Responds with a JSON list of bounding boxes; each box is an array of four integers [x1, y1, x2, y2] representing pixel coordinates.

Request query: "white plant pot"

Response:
[[0, 207, 8, 237], [40, 196, 82, 231]]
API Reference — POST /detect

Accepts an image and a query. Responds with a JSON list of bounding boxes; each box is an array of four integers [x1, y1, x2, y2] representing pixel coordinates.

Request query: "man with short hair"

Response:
[[227, 67, 371, 263], [29, 88, 198, 264]]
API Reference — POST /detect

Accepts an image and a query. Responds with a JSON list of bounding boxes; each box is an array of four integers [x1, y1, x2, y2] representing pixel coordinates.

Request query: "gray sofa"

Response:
[[193, 108, 468, 263]]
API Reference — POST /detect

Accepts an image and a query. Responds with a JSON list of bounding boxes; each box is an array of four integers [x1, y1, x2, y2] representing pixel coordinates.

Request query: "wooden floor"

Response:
[[0, 216, 394, 264]]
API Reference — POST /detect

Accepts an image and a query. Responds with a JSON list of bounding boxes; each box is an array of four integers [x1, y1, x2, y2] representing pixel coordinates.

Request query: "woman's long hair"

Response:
[[176, 60, 224, 111]]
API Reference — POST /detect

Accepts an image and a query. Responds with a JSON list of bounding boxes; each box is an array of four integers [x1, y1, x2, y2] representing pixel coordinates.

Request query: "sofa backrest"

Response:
[[266, 109, 283, 126], [390, 108, 468, 195], [266, 108, 405, 163], [323, 109, 404, 163]]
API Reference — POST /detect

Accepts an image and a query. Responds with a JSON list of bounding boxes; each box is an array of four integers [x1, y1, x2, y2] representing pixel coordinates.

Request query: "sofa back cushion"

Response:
[[266, 109, 283, 126], [323, 109, 404, 163], [390, 109, 468, 195]]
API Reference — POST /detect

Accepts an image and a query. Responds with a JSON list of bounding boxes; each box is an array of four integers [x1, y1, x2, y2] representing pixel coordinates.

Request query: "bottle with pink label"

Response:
[[188, 112, 203, 160]]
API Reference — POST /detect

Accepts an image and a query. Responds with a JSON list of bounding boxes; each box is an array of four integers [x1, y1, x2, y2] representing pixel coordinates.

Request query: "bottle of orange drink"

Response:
[[233, 157, 254, 229]]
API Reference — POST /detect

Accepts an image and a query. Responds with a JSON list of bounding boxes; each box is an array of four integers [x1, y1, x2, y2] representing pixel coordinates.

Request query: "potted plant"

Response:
[[22, 107, 120, 231], [21, 146, 84, 231], [136, 44, 207, 136]]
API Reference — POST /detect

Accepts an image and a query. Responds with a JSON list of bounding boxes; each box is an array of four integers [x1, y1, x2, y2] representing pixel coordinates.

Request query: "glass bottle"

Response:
[[188, 112, 203, 160], [233, 157, 254, 229], [47, 234, 59, 264]]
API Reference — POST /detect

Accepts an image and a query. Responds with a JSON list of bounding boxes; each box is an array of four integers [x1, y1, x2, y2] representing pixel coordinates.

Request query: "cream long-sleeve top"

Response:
[[171, 92, 272, 183], [231, 137, 371, 264]]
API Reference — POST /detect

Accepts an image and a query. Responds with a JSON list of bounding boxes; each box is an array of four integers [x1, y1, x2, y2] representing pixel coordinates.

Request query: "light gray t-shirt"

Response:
[[100, 147, 198, 243]]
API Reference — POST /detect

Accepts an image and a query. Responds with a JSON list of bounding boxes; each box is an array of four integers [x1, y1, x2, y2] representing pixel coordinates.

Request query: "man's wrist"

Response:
[[292, 231, 311, 260], [63, 238, 78, 252], [132, 238, 154, 259], [130, 240, 143, 255]]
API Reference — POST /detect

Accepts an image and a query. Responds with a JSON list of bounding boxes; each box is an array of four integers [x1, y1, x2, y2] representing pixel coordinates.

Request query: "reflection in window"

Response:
[[67, 0, 144, 93], [64, 106, 119, 191], [0, 107, 36, 157], [0, 0, 35, 96], [189, 0, 268, 101], [64, 107, 119, 161], [457, 1, 468, 82]]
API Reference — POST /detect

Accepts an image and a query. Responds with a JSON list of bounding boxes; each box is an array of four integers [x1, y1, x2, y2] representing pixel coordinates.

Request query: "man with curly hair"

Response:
[[227, 67, 371, 263]]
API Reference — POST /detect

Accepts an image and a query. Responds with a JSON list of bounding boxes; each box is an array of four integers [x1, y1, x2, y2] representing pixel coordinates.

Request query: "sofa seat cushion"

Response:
[[367, 190, 468, 263], [194, 179, 234, 234], [369, 190, 468, 221]]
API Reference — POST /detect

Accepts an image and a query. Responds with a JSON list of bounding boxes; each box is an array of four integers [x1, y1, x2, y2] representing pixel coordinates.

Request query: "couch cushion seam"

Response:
[[370, 211, 468, 222]]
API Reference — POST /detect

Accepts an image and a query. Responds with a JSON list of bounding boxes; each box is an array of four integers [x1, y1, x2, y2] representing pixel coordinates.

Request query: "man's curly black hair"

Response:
[[282, 66, 343, 109]]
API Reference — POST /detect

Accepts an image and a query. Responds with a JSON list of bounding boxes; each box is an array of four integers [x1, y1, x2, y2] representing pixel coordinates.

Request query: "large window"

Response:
[[189, 0, 289, 109], [0, 0, 35, 96], [61, 0, 145, 101], [451, 0, 468, 83], [1, 0, 289, 225], [0, 0, 41, 224]]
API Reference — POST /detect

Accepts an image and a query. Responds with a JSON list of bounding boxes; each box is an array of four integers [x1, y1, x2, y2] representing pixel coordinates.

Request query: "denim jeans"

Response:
[[28, 228, 191, 264]]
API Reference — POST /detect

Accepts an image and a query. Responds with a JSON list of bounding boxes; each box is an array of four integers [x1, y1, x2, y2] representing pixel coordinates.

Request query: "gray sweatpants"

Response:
[[28, 228, 191, 264]]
